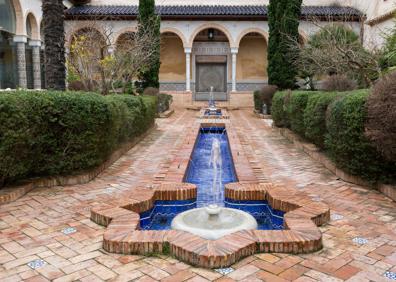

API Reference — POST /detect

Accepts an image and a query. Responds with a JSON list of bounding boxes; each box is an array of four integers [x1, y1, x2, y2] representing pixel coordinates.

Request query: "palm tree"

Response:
[[42, 0, 66, 90]]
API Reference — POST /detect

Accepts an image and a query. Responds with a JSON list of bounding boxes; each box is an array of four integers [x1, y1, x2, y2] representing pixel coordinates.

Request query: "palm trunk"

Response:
[[42, 0, 66, 91]]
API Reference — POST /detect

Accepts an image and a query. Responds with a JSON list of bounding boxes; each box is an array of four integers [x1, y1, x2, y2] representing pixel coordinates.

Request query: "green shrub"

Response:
[[287, 91, 312, 136], [0, 91, 156, 187], [157, 93, 173, 113], [272, 91, 291, 127], [325, 90, 396, 182], [304, 92, 340, 148]]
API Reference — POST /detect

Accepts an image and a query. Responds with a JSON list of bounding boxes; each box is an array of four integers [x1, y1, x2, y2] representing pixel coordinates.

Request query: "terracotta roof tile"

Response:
[[65, 5, 362, 18]]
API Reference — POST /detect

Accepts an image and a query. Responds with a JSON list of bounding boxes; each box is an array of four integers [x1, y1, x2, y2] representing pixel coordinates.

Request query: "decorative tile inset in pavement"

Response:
[[0, 109, 394, 281], [385, 271, 396, 280], [61, 227, 77, 235], [215, 267, 235, 275], [352, 237, 369, 245], [27, 259, 47, 269], [331, 213, 344, 221]]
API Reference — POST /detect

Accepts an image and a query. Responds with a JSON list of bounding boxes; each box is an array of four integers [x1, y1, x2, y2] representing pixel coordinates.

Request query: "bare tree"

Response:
[[289, 12, 382, 87], [67, 18, 160, 95]]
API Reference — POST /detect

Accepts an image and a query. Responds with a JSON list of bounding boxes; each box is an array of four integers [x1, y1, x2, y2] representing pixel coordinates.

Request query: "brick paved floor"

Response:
[[0, 109, 395, 281]]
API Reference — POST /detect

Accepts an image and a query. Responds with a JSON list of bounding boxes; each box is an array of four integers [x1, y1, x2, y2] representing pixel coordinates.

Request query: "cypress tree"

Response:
[[268, 0, 302, 89], [137, 0, 161, 91], [43, 0, 66, 90]]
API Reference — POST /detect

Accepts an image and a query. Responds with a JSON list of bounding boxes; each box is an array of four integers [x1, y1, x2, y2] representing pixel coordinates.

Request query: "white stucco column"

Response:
[[65, 46, 70, 90], [29, 40, 42, 90], [13, 35, 28, 89], [231, 47, 238, 92], [185, 47, 191, 92]]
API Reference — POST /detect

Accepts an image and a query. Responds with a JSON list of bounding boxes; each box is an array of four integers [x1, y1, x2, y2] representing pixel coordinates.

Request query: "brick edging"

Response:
[[274, 126, 396, 202], [89, 119, 330, 268], [91, 182, 329, 268], [0, 124, 157, 205]]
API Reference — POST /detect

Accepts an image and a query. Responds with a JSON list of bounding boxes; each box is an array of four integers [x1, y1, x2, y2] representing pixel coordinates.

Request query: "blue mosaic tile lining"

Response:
[[140, 127, 284, 231], [184, 127, 237, 207], [225, 199, 284, 230], [384, 271, 396, 280], [140, 200, 197, 230]]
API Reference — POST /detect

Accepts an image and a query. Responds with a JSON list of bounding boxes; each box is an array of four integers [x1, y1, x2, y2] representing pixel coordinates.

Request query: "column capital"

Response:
[[13, 35, 28, 44], [28, 40, 42, 47], [184, 47, 192, 54], [231, 47, 239, 54]]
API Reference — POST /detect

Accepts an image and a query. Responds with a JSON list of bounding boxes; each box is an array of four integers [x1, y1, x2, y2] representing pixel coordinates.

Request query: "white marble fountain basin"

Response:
[[171, 204, 258, 240]]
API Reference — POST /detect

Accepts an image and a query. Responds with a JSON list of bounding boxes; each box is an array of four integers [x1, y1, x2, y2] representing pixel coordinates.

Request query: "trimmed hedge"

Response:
[[272, 91, 291, 127], [271, 89, 396, 183], [0, 91, 156, 186], [287, 91, 312, 136], [304, 92, 341, 148], [325, 90, 395, 182]]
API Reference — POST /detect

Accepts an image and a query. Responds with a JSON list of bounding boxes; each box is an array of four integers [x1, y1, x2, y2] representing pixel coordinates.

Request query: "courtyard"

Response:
[[0, 109, 394, 281]]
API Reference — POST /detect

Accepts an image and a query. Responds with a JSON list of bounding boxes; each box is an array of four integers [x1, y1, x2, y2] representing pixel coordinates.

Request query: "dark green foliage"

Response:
[[268, 0, 302, 89], [157, 93, 173, 113], [271, 91, 291, 127], [43, 0, 66, 90], [287, 91, 312, 136], [0, 91, 156, 187], [304, 92, 340, 148], [272, 89, 396, 183], [309, 25, 359, 48], [325, 90, 396, 182], [137, 0, 160, 91]]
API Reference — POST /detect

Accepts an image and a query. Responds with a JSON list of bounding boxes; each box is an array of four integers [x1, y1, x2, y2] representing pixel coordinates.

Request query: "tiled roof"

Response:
[[65, 5, 363, 18]]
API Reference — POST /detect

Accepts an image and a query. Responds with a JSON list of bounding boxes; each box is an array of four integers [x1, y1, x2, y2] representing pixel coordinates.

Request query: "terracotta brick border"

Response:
[[91, 182, 329, 268], [90, 122, 330, 268]]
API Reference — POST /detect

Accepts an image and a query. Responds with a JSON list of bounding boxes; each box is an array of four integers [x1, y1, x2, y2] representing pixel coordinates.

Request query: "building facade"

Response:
[[0, 0, 395, 106]]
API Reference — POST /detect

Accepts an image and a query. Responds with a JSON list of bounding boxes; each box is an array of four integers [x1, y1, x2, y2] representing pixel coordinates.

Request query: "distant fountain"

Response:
[[171, 129, 258, 240], [208, 86, 216, 109], [203, 86, 222, 117]]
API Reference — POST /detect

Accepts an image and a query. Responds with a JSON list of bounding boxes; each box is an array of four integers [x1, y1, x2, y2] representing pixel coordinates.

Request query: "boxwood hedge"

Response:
[[272, 91, 291, 127], [325, 90, 395, 182], [271, 89, 396, 183], [287, 91, 312, 136], [0, 91, 156, 187], [304, 92, 341, 148]]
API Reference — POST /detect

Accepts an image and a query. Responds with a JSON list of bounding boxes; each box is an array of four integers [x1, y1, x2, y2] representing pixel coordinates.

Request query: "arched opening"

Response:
[[159, 32, 185, 90], [68, 27, 108, 91], [115, 32, 135, 51], [191, 27, 231, 101], [0, 0, 17, 89], [25, 13, 39, 89], [237, 32, 268, 88]]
